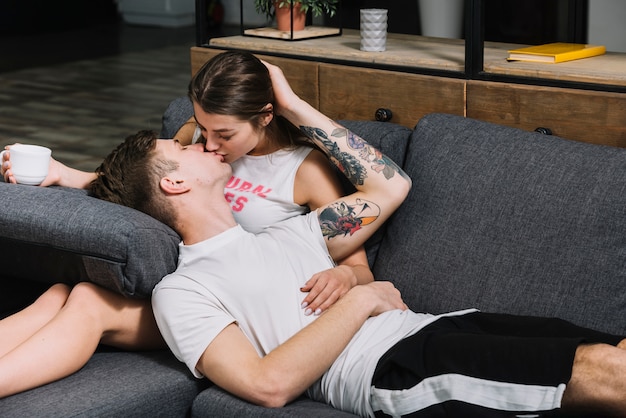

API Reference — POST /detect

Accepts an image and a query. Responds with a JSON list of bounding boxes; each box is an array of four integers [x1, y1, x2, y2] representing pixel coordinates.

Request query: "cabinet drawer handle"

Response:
[[534, 127, 553, 135], [375, 108, 393, 122]]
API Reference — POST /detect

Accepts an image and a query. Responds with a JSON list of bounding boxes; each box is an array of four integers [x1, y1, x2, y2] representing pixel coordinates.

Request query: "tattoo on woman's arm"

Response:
[[301, 125, 366, 185], [300, 124, 408, 183], [318, 198, 380, 240], [342, 129, 408, 181]]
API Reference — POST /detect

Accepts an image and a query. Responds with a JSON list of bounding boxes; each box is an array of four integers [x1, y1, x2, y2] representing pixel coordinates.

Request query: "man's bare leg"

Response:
[[561, 340, 626, 417]]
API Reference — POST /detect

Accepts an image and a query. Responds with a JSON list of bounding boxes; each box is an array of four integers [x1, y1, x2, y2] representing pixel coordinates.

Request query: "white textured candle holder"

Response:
[[360, 9, 388, 52]]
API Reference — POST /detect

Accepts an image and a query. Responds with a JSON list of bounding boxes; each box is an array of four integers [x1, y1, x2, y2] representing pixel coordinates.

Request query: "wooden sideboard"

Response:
[[190, 30, 626, 148]]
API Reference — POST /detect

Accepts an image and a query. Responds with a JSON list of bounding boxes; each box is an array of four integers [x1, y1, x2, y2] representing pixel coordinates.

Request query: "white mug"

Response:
[[1, 144, 51, 185]]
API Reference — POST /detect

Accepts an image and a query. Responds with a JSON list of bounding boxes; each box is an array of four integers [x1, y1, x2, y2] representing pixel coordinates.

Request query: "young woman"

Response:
[[0, 51, 373, 397]]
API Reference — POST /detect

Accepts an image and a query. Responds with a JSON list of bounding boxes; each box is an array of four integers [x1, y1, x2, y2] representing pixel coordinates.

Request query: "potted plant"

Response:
[[254, 0, 339, 31]]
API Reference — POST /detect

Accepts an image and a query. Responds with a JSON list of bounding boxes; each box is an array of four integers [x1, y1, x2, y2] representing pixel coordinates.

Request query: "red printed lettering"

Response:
[[238, 181, 253, 192], [225, 176, 240, 189], [224, 176, 271, 198], [224, 192, 248, 212], [252, 185, 272, 198], [232, 196, 247, 212]]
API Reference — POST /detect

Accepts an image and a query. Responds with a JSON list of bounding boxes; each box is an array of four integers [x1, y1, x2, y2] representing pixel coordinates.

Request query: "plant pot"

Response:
[[275, 1, 306, 31]]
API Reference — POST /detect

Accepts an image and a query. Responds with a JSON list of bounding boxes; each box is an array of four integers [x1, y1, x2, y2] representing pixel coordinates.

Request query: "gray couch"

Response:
[[1, 113, 625, 417]]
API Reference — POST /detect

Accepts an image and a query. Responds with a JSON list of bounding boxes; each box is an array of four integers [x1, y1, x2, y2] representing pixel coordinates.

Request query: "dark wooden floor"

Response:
[[0, 20, 233, 172]]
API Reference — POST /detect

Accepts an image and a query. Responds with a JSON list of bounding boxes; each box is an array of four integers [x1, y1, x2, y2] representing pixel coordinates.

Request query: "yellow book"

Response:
[[507, 42, 606, 63]]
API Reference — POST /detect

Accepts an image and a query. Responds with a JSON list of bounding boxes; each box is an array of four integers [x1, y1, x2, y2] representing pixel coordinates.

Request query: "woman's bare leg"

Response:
[[0, 282, 164, 398], [561, 340, 626, 417], [0, 283, 71, 358], [94, 283, 165, 350]]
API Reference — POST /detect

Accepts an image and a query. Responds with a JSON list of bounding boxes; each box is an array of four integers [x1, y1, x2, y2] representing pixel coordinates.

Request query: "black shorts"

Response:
[[371, 312, 622, 418]]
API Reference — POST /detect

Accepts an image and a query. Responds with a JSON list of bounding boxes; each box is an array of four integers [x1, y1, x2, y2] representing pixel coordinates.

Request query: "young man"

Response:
[[90, 62, 626, 417]]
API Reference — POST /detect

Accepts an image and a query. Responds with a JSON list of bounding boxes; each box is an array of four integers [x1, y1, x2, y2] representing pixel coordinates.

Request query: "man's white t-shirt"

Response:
[[152, 212, 468, 417]]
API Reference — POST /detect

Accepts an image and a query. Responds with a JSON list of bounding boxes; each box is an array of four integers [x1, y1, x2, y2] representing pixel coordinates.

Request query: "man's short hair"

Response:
[[89, 130, 179, 229]]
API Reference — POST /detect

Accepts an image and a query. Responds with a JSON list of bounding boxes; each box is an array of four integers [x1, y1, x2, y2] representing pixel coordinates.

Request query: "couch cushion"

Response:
[[374, 113, 626, 336], [191, 386, 357, 418], [0, 183, 180, 298], [160, 96, 193, 138], [0, 348, 209, 417]]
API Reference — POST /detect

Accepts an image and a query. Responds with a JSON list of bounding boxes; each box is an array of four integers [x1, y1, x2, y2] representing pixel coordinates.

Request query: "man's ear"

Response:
[[160, 177, 190, 195]]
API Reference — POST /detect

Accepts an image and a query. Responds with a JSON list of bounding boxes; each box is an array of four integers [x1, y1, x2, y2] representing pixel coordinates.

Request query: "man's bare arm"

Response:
[[196, 281, 407, 408]]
